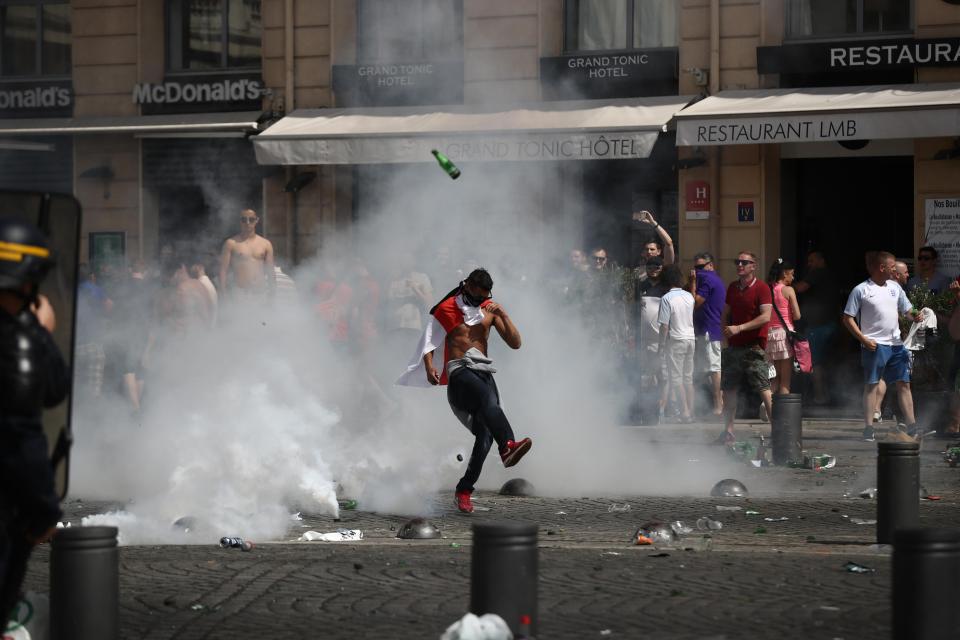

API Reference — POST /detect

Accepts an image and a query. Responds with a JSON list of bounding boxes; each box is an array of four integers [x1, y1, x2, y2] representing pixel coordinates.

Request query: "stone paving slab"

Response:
[[23, 544, 892, 639], [19, 419, 960, 639]]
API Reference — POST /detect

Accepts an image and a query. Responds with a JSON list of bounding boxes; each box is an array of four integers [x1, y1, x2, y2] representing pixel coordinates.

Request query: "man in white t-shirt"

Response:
[[843, 251, 924, 442], [658, 265, 696, 423]]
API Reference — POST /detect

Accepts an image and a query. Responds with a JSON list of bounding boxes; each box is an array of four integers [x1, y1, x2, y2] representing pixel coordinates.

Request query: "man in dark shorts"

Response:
[[397, 269, 532, 514], [717, 251, 773, 445]]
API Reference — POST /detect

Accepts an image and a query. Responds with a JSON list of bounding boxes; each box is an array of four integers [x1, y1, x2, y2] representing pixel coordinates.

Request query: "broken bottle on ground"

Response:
[[696, 517, 723, 531], [634, 521, 678, 545]]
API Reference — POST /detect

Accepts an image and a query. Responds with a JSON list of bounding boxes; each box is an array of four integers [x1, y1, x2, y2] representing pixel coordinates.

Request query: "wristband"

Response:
[[653, 223, 660, 229]]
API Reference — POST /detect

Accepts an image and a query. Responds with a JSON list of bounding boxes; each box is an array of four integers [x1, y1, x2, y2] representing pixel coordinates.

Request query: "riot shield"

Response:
[[1, 190, 81, 499]]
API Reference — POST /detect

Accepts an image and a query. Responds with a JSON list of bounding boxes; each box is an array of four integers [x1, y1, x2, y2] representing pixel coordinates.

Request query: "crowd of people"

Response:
[[561, 211, 960, 444], [74, 209, 285, 413], [72, 208, 476, 421], [72, 206, 960, 446]]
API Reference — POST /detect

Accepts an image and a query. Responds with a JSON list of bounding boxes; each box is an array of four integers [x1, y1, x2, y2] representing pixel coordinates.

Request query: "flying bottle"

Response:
[[431, 149, 461, 179]]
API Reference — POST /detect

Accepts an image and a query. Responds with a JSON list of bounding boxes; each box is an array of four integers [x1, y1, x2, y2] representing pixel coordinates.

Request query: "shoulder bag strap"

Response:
[[768, 283, 794, 338]]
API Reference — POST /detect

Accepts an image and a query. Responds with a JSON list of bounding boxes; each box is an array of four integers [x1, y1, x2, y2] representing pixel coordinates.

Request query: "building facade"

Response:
[[0, 0, 958, 282]]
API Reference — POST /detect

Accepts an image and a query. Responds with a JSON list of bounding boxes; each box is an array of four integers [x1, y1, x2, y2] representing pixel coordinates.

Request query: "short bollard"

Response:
[[51, 526, 119, 640], [770, 393, 803, 465], [893, 528, 960, 640], [470, 521, 538, 638], [877, 442, 919, 544]]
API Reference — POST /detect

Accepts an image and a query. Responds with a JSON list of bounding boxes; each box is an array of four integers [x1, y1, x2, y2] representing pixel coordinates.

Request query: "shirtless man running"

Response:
[[219, 209, 275, 300], [420, 268, 532, 513]]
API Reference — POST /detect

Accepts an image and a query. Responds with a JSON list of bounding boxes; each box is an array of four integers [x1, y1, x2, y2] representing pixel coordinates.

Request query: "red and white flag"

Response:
[[396, 293, 491, 387]]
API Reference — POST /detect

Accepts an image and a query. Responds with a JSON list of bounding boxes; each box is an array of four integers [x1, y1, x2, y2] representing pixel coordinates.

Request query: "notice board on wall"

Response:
[[924, 197, 960, 275]]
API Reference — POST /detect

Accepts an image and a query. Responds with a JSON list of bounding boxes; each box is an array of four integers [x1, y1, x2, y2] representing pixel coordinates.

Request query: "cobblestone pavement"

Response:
[[21, 419, 960, 639]]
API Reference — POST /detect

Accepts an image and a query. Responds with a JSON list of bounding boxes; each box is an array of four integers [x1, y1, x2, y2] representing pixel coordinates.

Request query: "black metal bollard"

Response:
[[770, 393, 803, 465], [893, 528, 960, 640], [877, 442, 920, 544], [51, 526, 119, 640], [470, 521, 538, 638]]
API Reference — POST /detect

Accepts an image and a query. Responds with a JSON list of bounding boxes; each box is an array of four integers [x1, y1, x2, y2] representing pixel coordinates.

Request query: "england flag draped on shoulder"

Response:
[[396, 283, 491, 387]]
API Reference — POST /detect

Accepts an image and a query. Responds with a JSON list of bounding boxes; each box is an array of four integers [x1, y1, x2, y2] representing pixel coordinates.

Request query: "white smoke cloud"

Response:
[[72, 140, 761, 545]]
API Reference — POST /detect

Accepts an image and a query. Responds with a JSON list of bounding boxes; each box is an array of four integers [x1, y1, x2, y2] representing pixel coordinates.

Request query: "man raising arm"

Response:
[[632, 210, 675, 265]]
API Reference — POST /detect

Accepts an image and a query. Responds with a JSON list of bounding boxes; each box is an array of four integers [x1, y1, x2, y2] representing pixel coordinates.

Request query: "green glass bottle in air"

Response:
[[431, 149, 461, 180]]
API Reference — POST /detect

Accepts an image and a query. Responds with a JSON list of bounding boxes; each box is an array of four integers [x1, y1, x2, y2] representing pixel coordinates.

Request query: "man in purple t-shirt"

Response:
[[688, 252, 725, 417]]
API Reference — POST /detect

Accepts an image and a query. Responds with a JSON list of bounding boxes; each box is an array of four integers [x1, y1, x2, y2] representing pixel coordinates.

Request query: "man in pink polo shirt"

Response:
[[717, 251, 773, 445]]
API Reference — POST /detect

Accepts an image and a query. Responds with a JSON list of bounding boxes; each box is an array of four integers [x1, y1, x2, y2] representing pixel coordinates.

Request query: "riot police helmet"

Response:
[[0, 217, 54, 291]]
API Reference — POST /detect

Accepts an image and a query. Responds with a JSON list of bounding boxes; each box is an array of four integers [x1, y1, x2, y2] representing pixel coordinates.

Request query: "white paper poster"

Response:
[[924, 197, 960, 276]]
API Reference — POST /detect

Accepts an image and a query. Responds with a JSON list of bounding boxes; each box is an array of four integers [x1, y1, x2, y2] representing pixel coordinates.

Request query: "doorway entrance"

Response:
[[780, 155, 914, 414], [781, 156, 913, 288], [143, 138, 264, 268]]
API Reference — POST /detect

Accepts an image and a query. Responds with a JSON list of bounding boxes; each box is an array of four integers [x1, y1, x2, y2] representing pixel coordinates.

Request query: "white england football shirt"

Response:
[[843, 279, 912, 346]]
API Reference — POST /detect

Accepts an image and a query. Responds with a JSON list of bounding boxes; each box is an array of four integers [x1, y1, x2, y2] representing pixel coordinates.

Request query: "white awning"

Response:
[[0, 111, 263, 136], [675, 83, 960, 146], [253, 96, 694, 165]]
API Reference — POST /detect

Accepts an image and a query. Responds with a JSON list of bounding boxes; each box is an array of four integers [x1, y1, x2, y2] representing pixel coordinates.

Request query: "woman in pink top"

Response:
[[766, 259, 802, 394]]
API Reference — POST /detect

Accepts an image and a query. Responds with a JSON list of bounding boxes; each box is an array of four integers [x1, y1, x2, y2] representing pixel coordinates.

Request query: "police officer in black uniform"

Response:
[[0, 217, 69, 624]]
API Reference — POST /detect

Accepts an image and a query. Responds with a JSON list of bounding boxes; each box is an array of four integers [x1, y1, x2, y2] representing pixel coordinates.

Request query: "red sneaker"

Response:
[[455, 490, 474, 513], [500, 438, 532, 468]]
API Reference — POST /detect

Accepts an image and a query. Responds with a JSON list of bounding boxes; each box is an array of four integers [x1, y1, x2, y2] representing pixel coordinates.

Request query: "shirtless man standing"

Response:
[[219, 209, 275, 300], [419, 268, 532, 514]]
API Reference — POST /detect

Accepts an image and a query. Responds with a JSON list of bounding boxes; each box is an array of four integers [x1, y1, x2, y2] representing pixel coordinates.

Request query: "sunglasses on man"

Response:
[[734, 259, 755, 266], [694, 262, 712, 270], [593, 256, 607, 262]]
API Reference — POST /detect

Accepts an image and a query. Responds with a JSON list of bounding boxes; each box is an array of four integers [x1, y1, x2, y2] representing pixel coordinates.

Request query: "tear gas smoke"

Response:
[[72, 159, 773, 546]]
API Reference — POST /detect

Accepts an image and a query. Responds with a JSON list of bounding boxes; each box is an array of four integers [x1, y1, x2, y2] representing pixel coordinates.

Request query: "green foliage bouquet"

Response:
[[906, 282, 958, 318]]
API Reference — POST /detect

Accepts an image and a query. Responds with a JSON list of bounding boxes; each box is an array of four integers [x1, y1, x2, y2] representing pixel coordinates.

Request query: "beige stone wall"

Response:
[[913, 1, 960, 255], [72, 1, 141, 259], [263, 0, 332, 111], [917, 0, 960, 36], [678, 0, 766, 277], [463, 0, 539, 103], [75, 134, 140, 262], [262, 0, 336, 263], [718, 0, 762, 92], [72, 0, 138, 117]]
